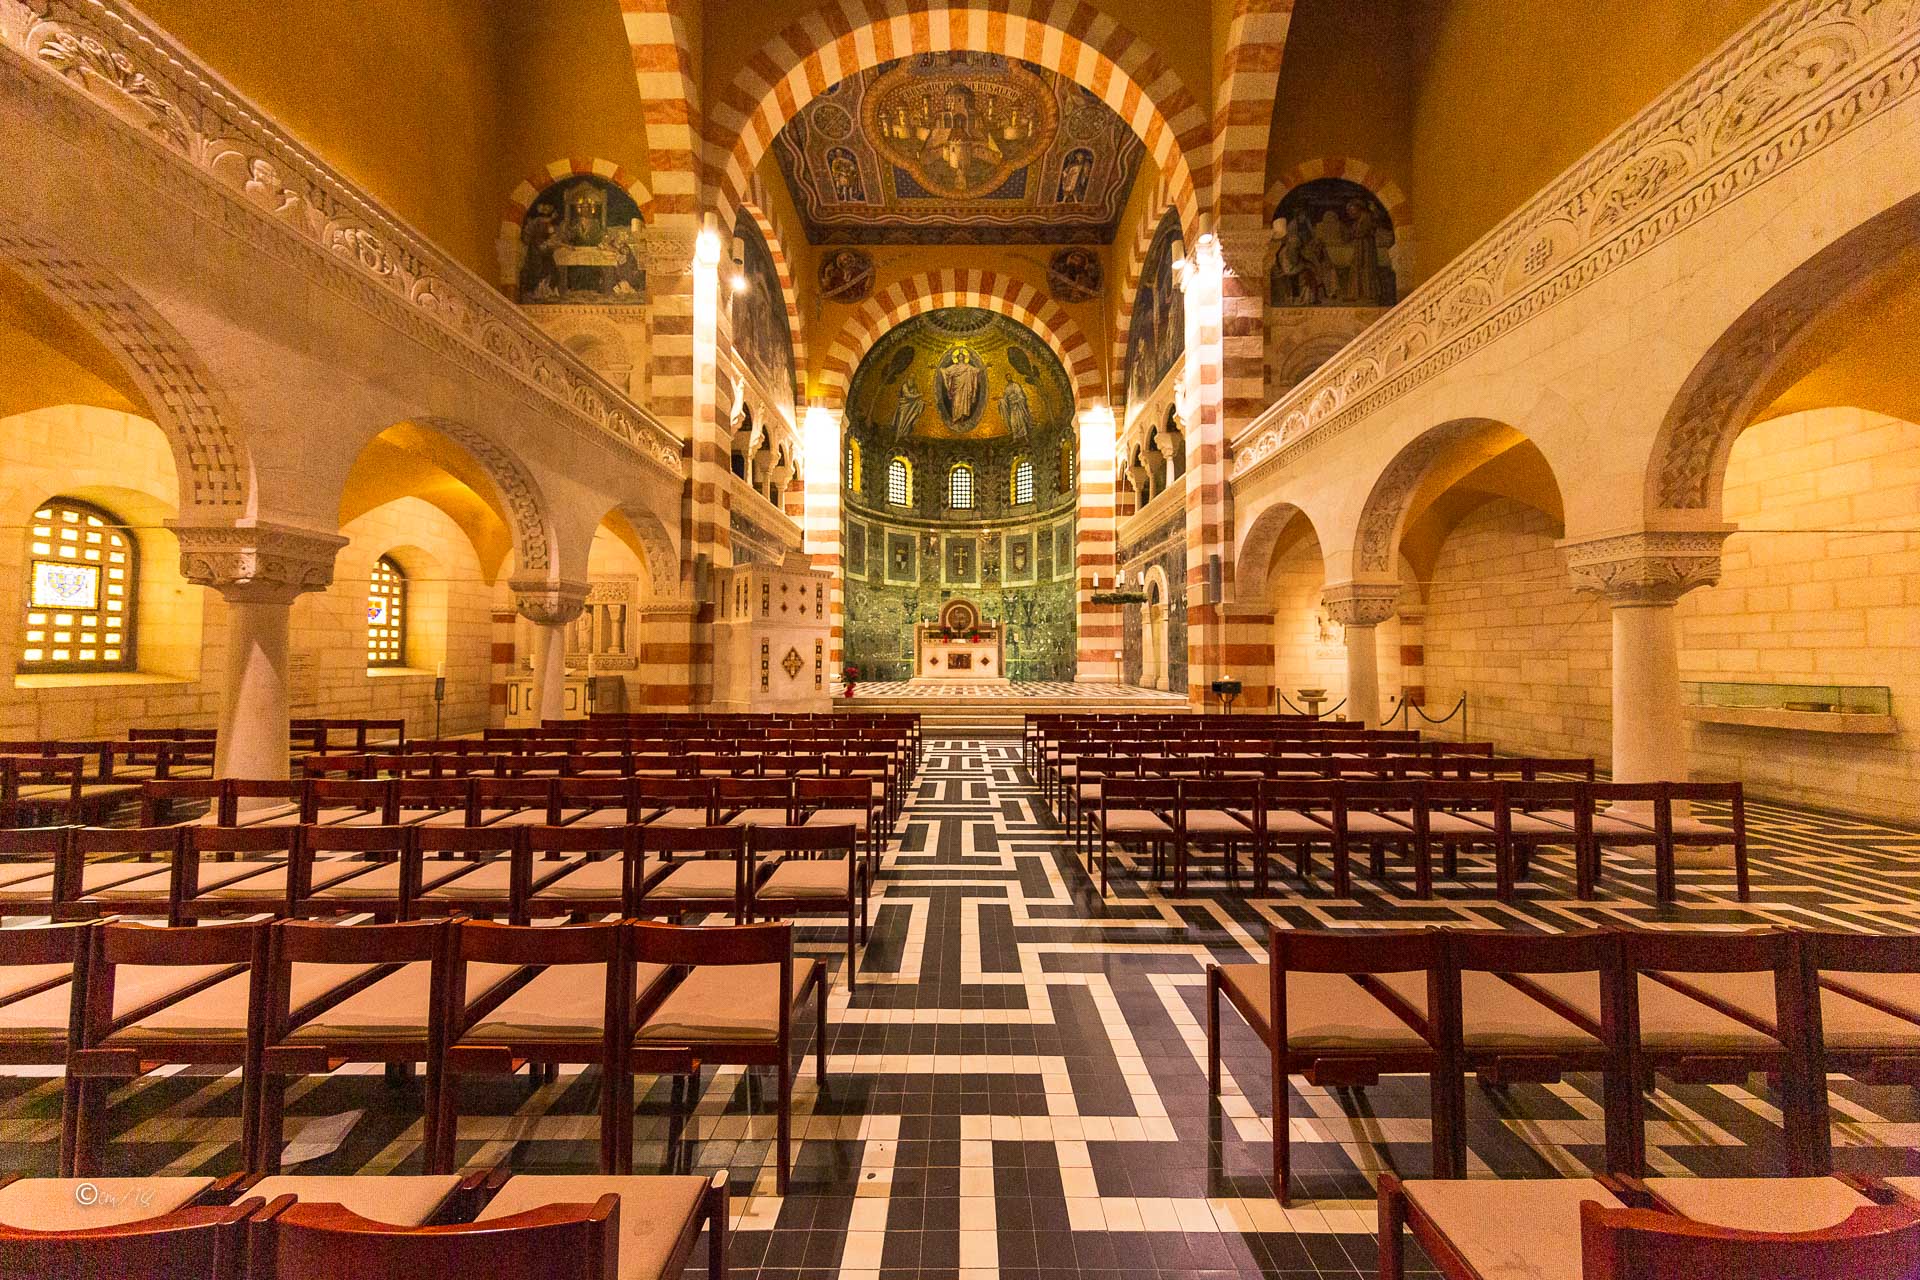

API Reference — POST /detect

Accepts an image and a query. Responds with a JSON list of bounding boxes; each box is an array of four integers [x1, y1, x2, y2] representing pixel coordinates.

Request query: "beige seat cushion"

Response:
[[1185, 810, 1255, 837], [1425, 812, 1496, 836], [113, 962, 382, 1042], [1525, 971, 1776, 1050], [308, 860, 469, 901], [1377, 971, 1599, 1051], [460, 962, 655, 1042], [1887, 1176, 1920, 1203], [564, 808, 634, 828], [645, 860, 738, 901], [0, 962, 235, 1043], [645, 808, 712, 828], [286, 960, 518, 1043], [476, 1175, 708, 1280], [1403, 1177, 1622, 1280], [476, 808, 552, 827], [1098, 808, 1173, 835], [0, 862, 171, 902], [247, 1174, 461, 1225], [1644, 1176, 1871, 1234], [1311, 810, 1413, 835], [1236, 808, 1335, 837], [0, 962, 70, 1002], [1217, 964, 1428, 1051], [804, 808, 869, 832], [194, 859, 372, 901], [635, 962, 815, 1044], [313, 809, 394, 828], [725, 807, 791, 828], [93, 859, 284, 904], [757, 858, 852, 901], [533, 858, 643, 900], [0, 862, 56, 889], [0, 1175, 215, 1230], [1824, 971, 1920, 1023], [418, 859, 518, 900]]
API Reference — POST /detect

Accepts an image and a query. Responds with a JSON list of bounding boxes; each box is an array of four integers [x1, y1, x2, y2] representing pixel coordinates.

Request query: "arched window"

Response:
[[1059, 440, 1075, 491], [887, 457, 912, 506], [948, 463, 974, 510], [366, 555, 407, 668], [18, 497, 136, 673], [1011, 458, 1035, 505], [846, 438, 863, 495]]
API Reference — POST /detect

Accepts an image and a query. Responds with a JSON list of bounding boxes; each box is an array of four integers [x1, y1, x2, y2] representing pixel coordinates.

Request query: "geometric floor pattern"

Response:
[[3, 738, 1918, 1279]]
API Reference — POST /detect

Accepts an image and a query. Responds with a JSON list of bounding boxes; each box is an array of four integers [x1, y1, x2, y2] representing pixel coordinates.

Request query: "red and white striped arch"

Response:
[[816, 269, 1101, 410], [704, 1, 1210, 247], [498, 159, 652, 287], [1212, 0, 1294, 229], [619, 0, 701, 222], [1266, 157, 1412, 244]]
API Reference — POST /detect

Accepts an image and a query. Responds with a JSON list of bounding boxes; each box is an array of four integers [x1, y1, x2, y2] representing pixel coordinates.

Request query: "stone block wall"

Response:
[[1676, 408, 1920, 823]]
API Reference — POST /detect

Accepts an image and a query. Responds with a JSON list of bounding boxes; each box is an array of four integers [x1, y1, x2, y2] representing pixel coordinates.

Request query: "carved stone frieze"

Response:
[[170, 520, 348, 603], [1562, 529, 1733, 604], [509, 578, 591, 627], [0, 0, 684, 480], [1229, 0, 1920, 486], [1321, 581, 1401, 629]]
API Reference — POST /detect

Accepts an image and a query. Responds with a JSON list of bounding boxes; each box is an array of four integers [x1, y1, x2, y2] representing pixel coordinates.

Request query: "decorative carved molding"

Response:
[[0, 0, 684, 480], [1562, 529, 1733, 604], [1231, 0, 1920, 485], [510, 578, 591, 626], [170, 520, 348, 603], [1321, 581, 1401, 628]]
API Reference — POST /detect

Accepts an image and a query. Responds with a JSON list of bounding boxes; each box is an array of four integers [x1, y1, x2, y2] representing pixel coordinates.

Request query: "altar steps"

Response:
[[834, 692, 1195, 738]]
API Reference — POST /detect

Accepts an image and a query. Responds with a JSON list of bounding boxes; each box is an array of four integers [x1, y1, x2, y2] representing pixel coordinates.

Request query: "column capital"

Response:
[[170, 520, 348, 604], [1561, 528, 1733, 605], [1214, 226, 1270, 287], [1321, 581, 1399, 628], [510, 577, 591, 626]]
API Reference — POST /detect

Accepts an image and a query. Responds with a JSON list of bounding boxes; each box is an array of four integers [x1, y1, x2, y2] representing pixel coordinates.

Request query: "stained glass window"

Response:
[[18, 497, 135, 672], [887, 457, 911, 507], [1012, 459, 1034, 505], [367, 556, 406, 668], [846, 438, 863, 495], [948, 464, 974, 510]]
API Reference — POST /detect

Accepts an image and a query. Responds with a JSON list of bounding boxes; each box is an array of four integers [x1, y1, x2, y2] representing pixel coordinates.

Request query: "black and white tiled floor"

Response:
[[4, 738, 1919, 1279]]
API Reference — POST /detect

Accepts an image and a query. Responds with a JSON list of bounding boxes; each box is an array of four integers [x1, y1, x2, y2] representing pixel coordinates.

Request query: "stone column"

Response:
[[801, 404, 845, 692], [1074, 403, 1122, 683], [1180, 233, 1232, 706], [173, 521, 347, 780], [1322, 582, 1400, 729], [511, 578, 590, 725], [1564, 529, 1729, 785], [1154, 429, 1182, 490]]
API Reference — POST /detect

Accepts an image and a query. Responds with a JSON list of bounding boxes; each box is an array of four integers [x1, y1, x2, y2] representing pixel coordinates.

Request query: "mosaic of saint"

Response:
[[850, 309, 1074, 443], [1123, 209, 1186, 405], [514, 176, 646, 305], [1269, 178, 1397, 307], [772, 53, 1145, 244], [729, 213, 796, 398]]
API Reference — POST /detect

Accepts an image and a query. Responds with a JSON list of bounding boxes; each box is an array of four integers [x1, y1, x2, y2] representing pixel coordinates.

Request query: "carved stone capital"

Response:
[[510, 577, 591, 626], [1321, 581, 1400, 629], [1561, 528, 1732, 605], [169, 520, 348, 604], [1215, 227, 1270, 286]]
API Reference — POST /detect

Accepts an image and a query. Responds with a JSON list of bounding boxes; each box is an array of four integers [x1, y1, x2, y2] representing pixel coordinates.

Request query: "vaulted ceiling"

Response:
[[770, 52, 1147, 245]]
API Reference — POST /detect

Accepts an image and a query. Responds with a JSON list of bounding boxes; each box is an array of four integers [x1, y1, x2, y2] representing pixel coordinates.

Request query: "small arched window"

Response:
[[1059, 440, 1075, 492], [948, 464, 974, 510], [366, 555, 407, 668], [846, 438, 863, 495], [1011, 458, 1035, 505], [887, 457, 912, 506], [18, 497, 136, 673]]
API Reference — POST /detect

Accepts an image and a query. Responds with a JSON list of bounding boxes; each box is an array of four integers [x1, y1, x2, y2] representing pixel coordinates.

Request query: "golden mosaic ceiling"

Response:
[[771, 52, 1146, 245]]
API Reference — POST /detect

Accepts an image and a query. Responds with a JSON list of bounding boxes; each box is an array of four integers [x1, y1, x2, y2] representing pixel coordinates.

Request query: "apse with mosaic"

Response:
[[848, 307, 1075, 443]]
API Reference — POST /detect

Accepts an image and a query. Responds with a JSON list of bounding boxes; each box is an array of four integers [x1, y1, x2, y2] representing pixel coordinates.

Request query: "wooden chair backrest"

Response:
[[252, 1197, 617, 1280], [1577, 1197, 1920, 1279]]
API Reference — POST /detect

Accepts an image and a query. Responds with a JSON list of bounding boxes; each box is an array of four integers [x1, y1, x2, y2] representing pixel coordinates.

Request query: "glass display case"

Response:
[[1682, 681, 1895, 733]]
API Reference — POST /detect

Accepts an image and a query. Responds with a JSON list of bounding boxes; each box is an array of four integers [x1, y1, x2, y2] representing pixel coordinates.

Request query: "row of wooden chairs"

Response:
[[0, 821, 872, 977], [1206, 925, 1919, 1204], [1083, 775, 1744, 903], [0, 1167, 730, 1280], [1378, 1171, 1920, 1280], [8, 915, 827, 1191]]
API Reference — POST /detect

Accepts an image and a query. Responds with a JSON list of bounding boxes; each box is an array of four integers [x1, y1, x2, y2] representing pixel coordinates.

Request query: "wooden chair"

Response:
[[394, 777, 474, 825], [409, 826, 544, 925], [746, 824, 864, 989], [1177, 778, 1260, 893], [626, 921, 825, 1195], [0, 922, 94, 1173], [0, 826, 73, 918], [301, 777, 396, 827], [226, 779, 306, 827], [525, 825, 652, 918], [1588, 781, 1749, 903], [59, 826, 184, 919], [295, 825, 414, 920], [1, 755, 85, 828], [1245, 778, 1339, 892], [246, 1171, 728, 1280], [436, 920, 635, 1172], [1206, 927, 1453, 1203], [1339, 780, 1431, 899], [636, 777, 714, 828], [471, 776, 559, 827], [796, 775, 884, 875], [176, 826, 302, 921], [255, 919, 525, 1173], [0, 1174, 255, 1280], [637, 826, 748, 922], [139, 777, 228, 828], [1379, 1171, 1920, 1280], [716, 777, 794, 829], [1094, 776, 1177, 895], [557, 776, 640, 827]]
